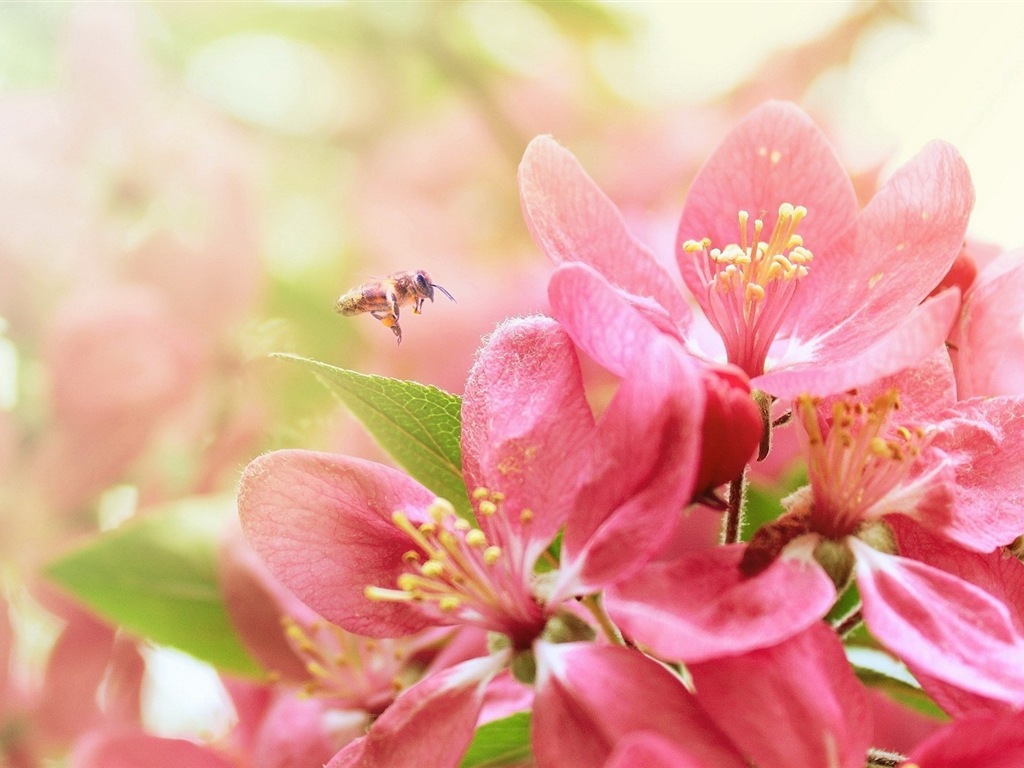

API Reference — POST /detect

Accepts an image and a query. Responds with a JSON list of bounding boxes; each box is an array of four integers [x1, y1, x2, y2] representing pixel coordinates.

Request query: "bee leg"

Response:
[[371, 309, 403, 345], [413, 298, 424, 315]]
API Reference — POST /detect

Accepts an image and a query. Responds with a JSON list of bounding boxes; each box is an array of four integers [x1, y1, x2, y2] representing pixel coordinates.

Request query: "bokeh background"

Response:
[[2, 0, 1023, 761]]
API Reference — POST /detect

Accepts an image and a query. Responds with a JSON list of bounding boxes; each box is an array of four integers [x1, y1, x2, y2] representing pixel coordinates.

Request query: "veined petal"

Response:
[[462, 316, 594, 563], [326, 652, 507, 768], [889, 516, 1024, 717], [923, 396, 1024, 550], [792, 140, 973, 344], [851, 539, 1024, 706], [950, 248, 1024, 398], [676, 101, 857, 323], [548, 264, 705, 596], [755, 289, 959, 399], [605, 539, 836, 662], [519, 135, 692, 323], [238, 450, 439, 638], [548, 262, 686, 376], [904, 709, 1024, 767], [556, 345, 703, 597], [533, 642, 746, 768], [689, 623, 872, 768]]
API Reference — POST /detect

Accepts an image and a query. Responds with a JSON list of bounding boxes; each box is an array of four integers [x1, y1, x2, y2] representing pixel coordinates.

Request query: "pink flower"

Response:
[[239, 316, 728, 766], [519, 101, 974, 398], [607, 354, 1024, 705], [547, 261, 762, 508]]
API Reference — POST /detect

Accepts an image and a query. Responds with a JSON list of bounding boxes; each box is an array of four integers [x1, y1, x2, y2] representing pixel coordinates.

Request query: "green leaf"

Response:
[[459, 712, 531, 768], [847, 646, 947, 721], [276, 353, 471, 518], [45, 496, 263, 678]]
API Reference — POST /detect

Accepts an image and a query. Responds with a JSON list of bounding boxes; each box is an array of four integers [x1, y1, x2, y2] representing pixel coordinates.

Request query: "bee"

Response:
[[334, 269, 455, 345]]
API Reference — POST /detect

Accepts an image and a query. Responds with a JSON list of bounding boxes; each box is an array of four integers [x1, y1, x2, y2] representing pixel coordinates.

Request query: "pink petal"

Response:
[[548, 264, 705, 595], [548, 262, 686, 376], [238, 450, 439, 638], [689, 623, 872, 768], [950, 248, 1024, 397], [888, 517, 1024, 717], [792, 140, 973, 344], [533, 642, 746, 768], [519, 135, 692, 323], [816, 345, 957, 424], [605, 540, 836, 663], [219, 524, 312, 681], [851, 539, 1024, 706], [677, 101, 857, 320], [326, 653, 506, 768], [462, 316, 594, 562], [72, 731, 236, 768], [864, 688, 944, 756], [251, 693, 347, 768], [602, 734, 707, 768], [904, 709, 1024, 767], [754, 289, 960, 398], [922, 396, 1024, 550], [36, 612, 114, 743]]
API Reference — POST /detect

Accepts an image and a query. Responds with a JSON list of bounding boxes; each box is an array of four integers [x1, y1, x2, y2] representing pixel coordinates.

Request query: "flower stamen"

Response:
[[796, 390, 929, 537], [364, 492, 545, 643], [684, 203, 813, 376]]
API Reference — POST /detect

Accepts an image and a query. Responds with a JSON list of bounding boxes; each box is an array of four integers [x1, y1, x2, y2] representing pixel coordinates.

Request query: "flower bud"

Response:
[[694, 362, 763, 500]]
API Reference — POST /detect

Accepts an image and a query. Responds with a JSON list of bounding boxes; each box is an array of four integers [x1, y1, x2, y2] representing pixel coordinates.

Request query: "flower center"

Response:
[[683, 203, 813, 376], [796, 390, 928, 538], [282, 616, 419, 713], [364, 493, 546, 646]]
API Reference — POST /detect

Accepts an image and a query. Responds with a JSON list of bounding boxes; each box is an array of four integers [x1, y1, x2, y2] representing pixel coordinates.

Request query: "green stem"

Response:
[[581, 595, 625, 646]]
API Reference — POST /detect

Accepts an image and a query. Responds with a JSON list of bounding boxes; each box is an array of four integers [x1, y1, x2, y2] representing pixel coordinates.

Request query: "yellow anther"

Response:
[[465, 529, 488, 547], [478, 500, 497, 516], [402, 550, 420, 563], [868, 437, 891, 458], [483, 546, 502, 565], [745, 283, 766, 302], [438, 596, 461, 612], [491, 491, 505, 502], [472, 487, 490, 500], [307, 661, 328, 678], [421, 560, 444, 578], [519, 508, 534, 523], [428, 498, 456, 521], [418, 521, 437, 536], [454, 518, 471, 531], [397, 573, 419, 591]]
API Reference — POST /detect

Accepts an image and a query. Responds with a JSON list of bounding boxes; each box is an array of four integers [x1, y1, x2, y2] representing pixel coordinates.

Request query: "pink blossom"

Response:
[[949, 247, 1024, 398], [546, 261, 762, 512], [519, 101, 974, 398], [608, 355, 1024, 704], [240, 315, 726, 766]]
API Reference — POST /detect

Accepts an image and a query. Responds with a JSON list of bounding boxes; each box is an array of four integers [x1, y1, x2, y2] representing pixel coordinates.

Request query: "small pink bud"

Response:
[[695, 362, 762, 499]]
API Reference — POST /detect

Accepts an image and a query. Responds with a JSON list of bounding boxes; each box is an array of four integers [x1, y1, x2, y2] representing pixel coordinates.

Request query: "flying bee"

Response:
[[334, 269, 455, 345]]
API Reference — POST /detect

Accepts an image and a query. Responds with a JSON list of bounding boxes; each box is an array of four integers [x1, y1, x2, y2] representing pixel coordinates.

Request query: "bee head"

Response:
[[414, 270, 435, 301]]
